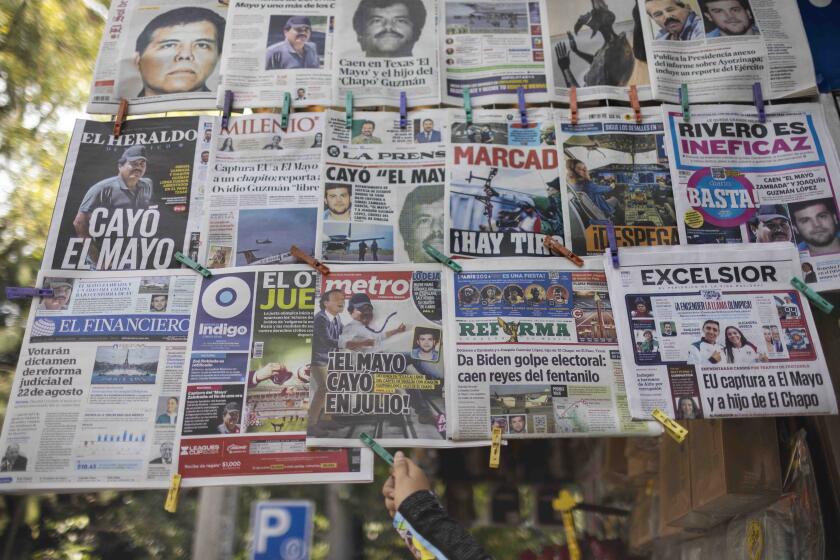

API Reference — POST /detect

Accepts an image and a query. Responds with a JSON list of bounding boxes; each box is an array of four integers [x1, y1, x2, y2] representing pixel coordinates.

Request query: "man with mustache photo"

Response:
[[749, 205, 793, 244], [398, 184, 443, 262], [352, 0, 427, 58], [645, 0, 704, 41], [265, 16, 320, 70]]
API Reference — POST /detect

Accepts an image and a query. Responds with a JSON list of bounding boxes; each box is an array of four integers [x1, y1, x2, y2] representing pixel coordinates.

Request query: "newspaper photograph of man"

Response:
[[699, 0, 759, 37], [148, 442, 174, 464], [38, 278, 74, 311], [351, 120, 383, 144], [748, 204, 794, 243], [645, 0, 704, 41], [0, 444, 27, 472], [490, 385, 553, 435], [398, 184, 444, 262], [265, 15, 326, 70], [414, 118, 442, 143], [410, 327, 440, 361], [324, 184, 352, 222], [352, 0, 427, 57], [790, 198, 840, 256]]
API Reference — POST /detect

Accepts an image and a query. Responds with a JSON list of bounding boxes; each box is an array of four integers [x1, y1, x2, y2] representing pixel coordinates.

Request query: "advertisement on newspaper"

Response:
[[605, 243, 838, 420], [546, 0, 653, 102], [202, 113, 324, 269], [446, 109, 564, 258], [557, 107, 678, 256], [45, 117, 209, 272], [333, 0, 440, 106], [218, 1, 335, 109], [442, 0, 551, 105], [444, 259, 662, 440], [318, 144, 445, 264], [324, 109, 451, 146], [0, 270, 197, 490], [87, 0, 228, 114], [307, 265, 449, 447], [636, 0, 816, 102], [663, 102, 840, 292], [178, 266, 373, 486]]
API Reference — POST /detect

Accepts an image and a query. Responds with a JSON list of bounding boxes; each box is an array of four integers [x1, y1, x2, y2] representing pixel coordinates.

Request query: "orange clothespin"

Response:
[[291, 245, 330, 275], [629, 85, 642, 124], [114, 99, 129, 137], [543, 237, 584, 267], [569, 87, 578, 126]]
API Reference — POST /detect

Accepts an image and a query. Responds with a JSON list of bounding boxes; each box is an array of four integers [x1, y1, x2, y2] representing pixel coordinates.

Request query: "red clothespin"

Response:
[[542, 237, 584, 267], [629, 85, 642, 124], [569, 87, 578, 126], [290, 246, 330, 275], [113, 99, 128, 137]]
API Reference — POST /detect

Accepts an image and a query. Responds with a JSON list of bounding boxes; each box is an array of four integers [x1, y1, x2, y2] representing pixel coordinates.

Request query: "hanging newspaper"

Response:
[[664, 102, 840, 292], [45, 117, 210, 272], [444, 259, 661, 440], [333, 0, 440, 106], [177, 266, 373, 486], [0, 270, 197, 491], [324, 109, 451, 146], [442, 0, 551, 105], [636, 0, 816, 102], [317, 144, 445, 264], [605, 243, 838, 420], [218, 1, 335, 109], [307, 265, 450, 447], [202, 113, 324, 269], [446, 108, 564, 258], [546, 0, 653, 102], [557, 106, 678, 256], [87, 0, 227, 114]]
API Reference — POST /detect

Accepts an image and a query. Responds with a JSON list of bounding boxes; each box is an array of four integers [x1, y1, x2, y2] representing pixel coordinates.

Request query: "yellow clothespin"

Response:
[[652, 408, 688, 444], [489, 426, 502, 468], [164, 473, 182, 513], [552, 490, 581, 560]]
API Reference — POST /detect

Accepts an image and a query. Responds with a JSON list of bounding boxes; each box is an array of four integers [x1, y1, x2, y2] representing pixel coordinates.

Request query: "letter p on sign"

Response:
[[251, 501, 313, 560]]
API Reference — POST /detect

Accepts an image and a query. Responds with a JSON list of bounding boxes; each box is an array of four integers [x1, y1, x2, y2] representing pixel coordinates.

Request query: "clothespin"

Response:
[[281, 92, 292, 130], [517, 87, 527, 126], [6, 287, 54, 300], [552, 490, 581, 560], [463, 88, 473, 125], [290, 245, 330, 275], [221, 90, 233, 130], [164, 473, 182, 513], [753, 82, 765, 124], [174, 251, 212, 278], [791, 277, 834, 314], [605, 223, 619, 267], [489, 425, 502, 468], [345, 92, 353, 129], [399, 92, 407, 129], [359, 432, 394, 465], [113, 99, 129, 137], [652, 409, 688, 444], [629, 85, 642, 124], [679, 84, 690, 122], [542, 237, 583, 267], [569, 87, 578, 126], [423, 244, 462, 273]]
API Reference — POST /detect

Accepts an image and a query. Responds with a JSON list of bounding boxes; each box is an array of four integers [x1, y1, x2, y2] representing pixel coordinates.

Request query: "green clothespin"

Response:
[[174, 251, 212, 278], [423, 244, 462, 273], [791, 277, 834, 314], [463, 88, 473, 125], [345, 92, 353, 129], [359, 432, 394, 465], [680, 84, 690, 122], [281, 92, 291, 129]]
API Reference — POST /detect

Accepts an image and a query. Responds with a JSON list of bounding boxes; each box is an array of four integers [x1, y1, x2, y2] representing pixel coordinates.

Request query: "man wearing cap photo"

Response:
[[39, 278, 74, 311], [749, 204, 793, 243], [72, 145, 154, 267], [217, 401, 241, 434], [266, 16, 320, 70], [340, 293, 407, 353]]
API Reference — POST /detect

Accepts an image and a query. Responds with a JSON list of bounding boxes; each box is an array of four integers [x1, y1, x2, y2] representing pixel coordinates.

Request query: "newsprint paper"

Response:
[[444, 259, 661, 440], [0, 269, 198, 491], [605, 243, 838, 420], [636, 0, 816, 102], [324, 109, 451, 146], [177, 265, 373, 486], [87, 0, 228, 114], [663, 102, 840, 292]]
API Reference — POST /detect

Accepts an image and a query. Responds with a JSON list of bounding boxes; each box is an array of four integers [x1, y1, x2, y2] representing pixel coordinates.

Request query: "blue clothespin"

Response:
[[345, 92, 353, 129], [423, 244, 462, 273], [6, 287, 54, 300], [753, 82, 765, 123], [463, 88, 473, 125], [221, 90, 233, 130], [174, 252, 212, 278], [791, 277, 834, 314], [598, 222, 619, 267], [679, 84, 690, 123], [517, 87, 527, 126], [399, 92, 407, 129], [281, 92, 291, 129]]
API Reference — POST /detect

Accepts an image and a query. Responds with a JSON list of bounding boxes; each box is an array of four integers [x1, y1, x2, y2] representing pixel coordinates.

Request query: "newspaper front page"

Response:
[[307, 265, 450, 447], [45, 117, 210, 272], [333, 0, 440, 106], [177, 266, 373, 486], [218, 1, 335, 109], [636, 0, 816, 102], [663, 102, 840, 292], [0, 270, 197, 491], [445, 108, 564, 258], [444, 259, 661, 440], [317, 144, 445, 264], [87, 0, 228, 114], [442, 0, 551, 105], [605, 243, 838, 420], [202, 113, 324, 269], [557, 106, 678, 256], [545, 0, 653, 102], [324, 109, 451, 146]]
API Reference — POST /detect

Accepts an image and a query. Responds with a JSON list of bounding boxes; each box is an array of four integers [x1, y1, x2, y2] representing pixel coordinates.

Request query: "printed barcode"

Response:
[[253, 342, 264, 359]]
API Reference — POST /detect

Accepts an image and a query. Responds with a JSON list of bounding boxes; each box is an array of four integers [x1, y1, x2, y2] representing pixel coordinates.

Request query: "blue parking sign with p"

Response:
[[251, 500, 314, 560]]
